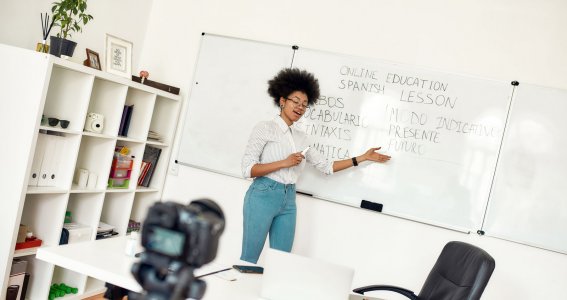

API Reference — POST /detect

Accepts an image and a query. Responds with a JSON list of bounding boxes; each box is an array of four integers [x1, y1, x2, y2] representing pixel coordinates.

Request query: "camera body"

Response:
[[131, 199, 225, 300], [84, 112, 104, 133], [141, 199, 224, 267]]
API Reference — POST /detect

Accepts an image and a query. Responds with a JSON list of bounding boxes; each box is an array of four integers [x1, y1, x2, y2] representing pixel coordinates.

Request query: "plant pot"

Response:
[[49, 36, 77, 58]]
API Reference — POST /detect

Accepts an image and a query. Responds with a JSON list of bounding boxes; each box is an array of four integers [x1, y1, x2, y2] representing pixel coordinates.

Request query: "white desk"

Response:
[[37, 237, 381, 300], [36, 236, 248, 298], [36, 236, 143, 292]]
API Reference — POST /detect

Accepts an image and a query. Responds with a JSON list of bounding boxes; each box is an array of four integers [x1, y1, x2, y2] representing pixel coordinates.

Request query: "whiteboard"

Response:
[[178, 34, 293, 175], [483, 84, 567, 254], [292, 49, 511, 230], [178, 34, 513, 231]]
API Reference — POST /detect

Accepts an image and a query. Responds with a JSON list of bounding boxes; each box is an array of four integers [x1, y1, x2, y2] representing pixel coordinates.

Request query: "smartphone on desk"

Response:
[[233, 264, 264, 274]]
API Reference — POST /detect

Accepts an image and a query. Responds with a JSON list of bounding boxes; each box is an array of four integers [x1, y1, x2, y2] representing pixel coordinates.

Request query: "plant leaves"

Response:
[[49, 0, 93, 38]]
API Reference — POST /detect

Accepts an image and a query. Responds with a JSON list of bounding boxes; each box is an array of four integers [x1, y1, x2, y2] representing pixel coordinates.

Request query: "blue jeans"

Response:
[[240, 177, 297, 263]]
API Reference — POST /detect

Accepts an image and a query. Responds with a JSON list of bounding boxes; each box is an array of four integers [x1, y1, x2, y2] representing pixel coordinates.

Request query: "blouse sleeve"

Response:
[[241, 122, 271, 178], [305, 146, 334, 175]]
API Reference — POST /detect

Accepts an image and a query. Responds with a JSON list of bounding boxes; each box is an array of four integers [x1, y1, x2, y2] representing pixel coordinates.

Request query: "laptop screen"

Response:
[[259, 249, 354, 300]]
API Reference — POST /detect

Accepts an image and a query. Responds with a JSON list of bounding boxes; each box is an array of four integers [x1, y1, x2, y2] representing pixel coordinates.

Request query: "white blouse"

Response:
[[242, 116, 334, 184]]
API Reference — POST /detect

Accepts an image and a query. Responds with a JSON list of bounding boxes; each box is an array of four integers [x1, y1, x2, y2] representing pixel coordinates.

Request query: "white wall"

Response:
[[140, 1, 567, 299], [0, 0, 154, 72]]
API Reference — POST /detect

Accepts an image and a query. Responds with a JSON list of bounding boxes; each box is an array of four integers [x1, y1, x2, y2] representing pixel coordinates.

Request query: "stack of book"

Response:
[[118, 105, 134, 137], [96, 222, 118, 240], [127, 219, 141, 233], [147, 130, 164, 143], [138, 145, 162, 187]]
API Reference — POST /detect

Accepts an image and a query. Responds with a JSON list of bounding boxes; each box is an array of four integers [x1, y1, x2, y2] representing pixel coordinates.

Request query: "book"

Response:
[[141, 146, 162, 187], [97, 222, 115, 234], [137, 161, 151, 186], [20, 273, 30, 300], [137, 161, 146, 186], [121, 105, 134, 136], [118, 105, 128, 136]]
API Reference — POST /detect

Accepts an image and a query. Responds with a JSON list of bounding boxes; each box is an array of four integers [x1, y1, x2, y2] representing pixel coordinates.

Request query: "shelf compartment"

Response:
[[140, 144, 167, 190], [113, 141, 145, 190], [18, 255, 55, 300], [28, 132, 81, 190], [130, 192, 160, 228], [66, 193, 104, 239], [100, 192, 135, 236], [51, 266, 87, 296], [87, 78, 129, 136], [85, 277, 106, 298], [74, 136, 116, 190], [148, 95, 181, 145], [21, 194, 69, 247], [121, 88, 156, 141], [43, 66, 94, 133]]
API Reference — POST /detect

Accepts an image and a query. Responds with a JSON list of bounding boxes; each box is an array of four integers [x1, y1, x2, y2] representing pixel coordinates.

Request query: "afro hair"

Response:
[[267, 68, 320, 107]]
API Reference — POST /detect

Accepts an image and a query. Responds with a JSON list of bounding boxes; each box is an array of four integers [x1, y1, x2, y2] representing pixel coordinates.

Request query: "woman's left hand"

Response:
[[362, 147, 391, 163]]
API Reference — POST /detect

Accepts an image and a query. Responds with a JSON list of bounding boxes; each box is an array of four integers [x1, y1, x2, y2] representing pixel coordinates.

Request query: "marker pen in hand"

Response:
[[301, 146, 310, 156]]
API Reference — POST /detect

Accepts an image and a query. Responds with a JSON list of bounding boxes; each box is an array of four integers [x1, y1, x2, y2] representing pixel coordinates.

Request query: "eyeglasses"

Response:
[[285, 98, 309, 109], [47, 117, 70, 129]]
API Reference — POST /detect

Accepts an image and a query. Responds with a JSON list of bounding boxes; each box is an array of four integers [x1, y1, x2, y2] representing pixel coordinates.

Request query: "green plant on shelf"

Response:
[[51, 0, 93, 39]]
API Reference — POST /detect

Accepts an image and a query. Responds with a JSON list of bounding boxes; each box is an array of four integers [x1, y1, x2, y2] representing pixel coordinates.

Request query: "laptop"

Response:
[[258, 248, 354, 300]]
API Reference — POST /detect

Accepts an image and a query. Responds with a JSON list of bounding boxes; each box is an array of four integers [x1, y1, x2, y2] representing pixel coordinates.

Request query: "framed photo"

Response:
[[84, 48, 102, 70], [105, 34, 132, 78]]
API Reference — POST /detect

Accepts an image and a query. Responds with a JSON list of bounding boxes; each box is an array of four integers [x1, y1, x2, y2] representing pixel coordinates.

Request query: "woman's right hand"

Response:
[[283, 152, 304, 168]]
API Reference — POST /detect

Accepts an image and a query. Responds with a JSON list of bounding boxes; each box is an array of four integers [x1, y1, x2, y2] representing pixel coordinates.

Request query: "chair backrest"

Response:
[[418, 241, 495, 300]]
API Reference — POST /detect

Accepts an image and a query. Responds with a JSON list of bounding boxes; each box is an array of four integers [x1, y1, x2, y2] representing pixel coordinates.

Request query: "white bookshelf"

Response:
[[0, 44, 182, 299]]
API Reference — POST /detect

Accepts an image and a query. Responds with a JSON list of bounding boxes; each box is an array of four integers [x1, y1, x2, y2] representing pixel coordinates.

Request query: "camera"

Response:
[[84, 112, 104, 133], [130, 199, 225, 300]]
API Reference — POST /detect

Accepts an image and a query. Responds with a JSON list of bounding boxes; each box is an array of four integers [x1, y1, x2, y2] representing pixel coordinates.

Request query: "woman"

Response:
[[240, 68, 391, 263]]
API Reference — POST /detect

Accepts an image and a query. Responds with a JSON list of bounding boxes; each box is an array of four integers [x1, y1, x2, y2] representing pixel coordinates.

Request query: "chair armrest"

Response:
[[353, 285, 418, 300]]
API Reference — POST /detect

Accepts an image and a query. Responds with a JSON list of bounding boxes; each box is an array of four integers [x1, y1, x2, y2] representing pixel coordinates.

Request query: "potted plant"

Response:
[[49, 0, 93, 58]]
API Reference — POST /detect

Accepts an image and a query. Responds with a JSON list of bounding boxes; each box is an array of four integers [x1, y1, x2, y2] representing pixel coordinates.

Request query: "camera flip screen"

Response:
[[146, 227, 185, 257]]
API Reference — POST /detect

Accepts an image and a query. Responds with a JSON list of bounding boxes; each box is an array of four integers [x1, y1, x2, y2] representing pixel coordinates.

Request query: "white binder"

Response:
[[28, 133, 47, 186], [49, 135, 66, 187], [38, 134, 65, 187]]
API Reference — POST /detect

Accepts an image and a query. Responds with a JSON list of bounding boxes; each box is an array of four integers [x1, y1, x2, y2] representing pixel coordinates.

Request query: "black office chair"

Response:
[[353, 241, 495, 300]]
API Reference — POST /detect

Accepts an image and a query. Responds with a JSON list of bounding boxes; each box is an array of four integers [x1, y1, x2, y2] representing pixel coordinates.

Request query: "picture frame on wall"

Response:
[[105, 34, 132, 78], [84, 48, 102, 70]]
